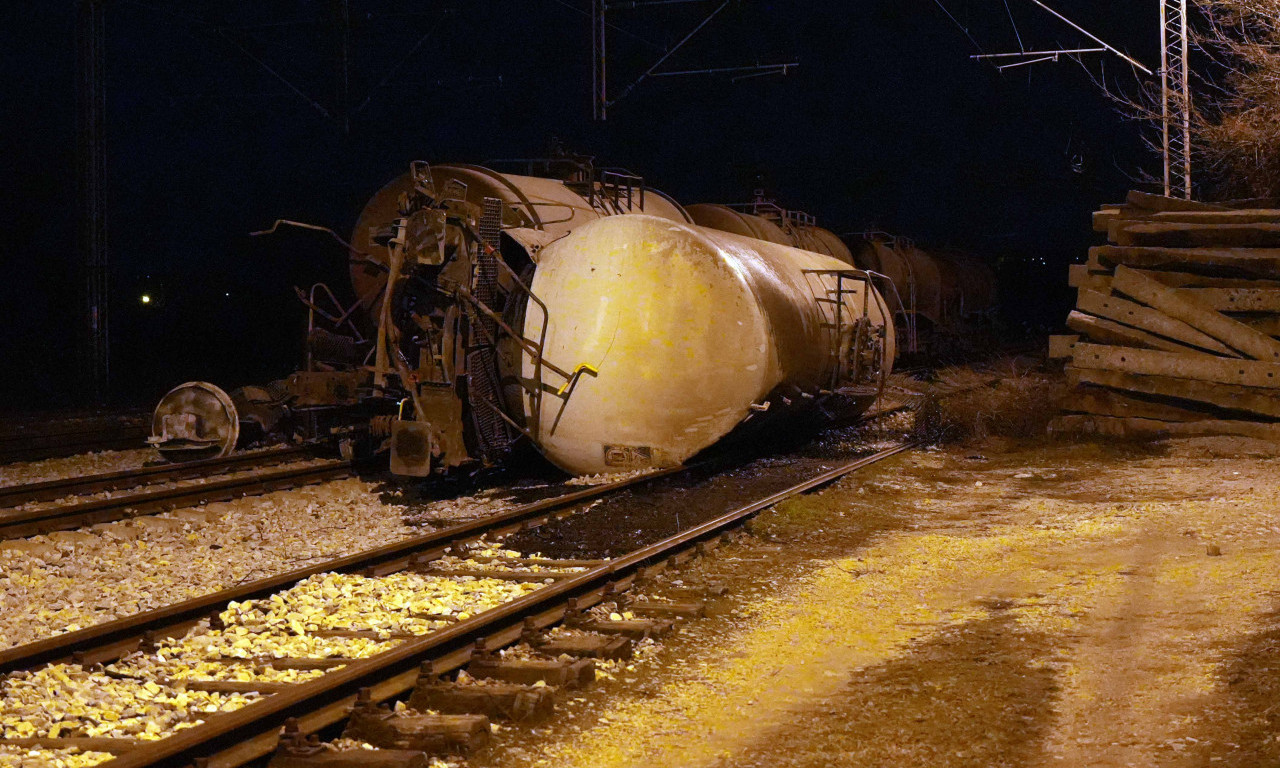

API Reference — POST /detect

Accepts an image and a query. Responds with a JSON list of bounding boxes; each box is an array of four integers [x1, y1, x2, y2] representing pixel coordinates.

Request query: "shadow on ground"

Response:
[[711, 613, 1058, 768], [1176, 606, 1280, 767]]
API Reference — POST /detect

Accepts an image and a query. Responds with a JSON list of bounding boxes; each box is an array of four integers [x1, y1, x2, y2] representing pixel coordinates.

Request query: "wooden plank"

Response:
[[1135, 269, 1280, 289], [343, 709, 491, 755], [1067, 311, 1207, 354], [467, 657, 595, 688], [1220, 197, 1280, 209], [1126, 190, 1232, 213], [1075, 289, 1237, 356], [408, 680, 556, 722], [1070, 342, 1280, 388], [268, 749, 426, 768], [1111, 265, 1280, 361], [1048, 334, 1079, 359], [180, 679, 295, 694], [1067, 367, 1280, 419], [209, 657, 350, 670], [0, 738, 143, 754], [1053, 414, 1280, 440], [1238, 315, 1280, 337], [1151, 209, 1280, 225], [535, 633, 632, 659], [1068, 264, 1112, 291], [1062, 386, 1213, 422], [1093, 209, 1121, 233], [1093, 246, 1280, 280], [1113, 222, 1280, 249], [425, 568, 579, 582], [1178, 287, 1280, 312]]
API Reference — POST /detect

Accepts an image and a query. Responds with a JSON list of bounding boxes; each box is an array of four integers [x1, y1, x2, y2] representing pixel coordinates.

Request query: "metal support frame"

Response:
[[965, 0, 1151, 75], [78, 0, 108, 404], [1161, 0, 1192, 200]]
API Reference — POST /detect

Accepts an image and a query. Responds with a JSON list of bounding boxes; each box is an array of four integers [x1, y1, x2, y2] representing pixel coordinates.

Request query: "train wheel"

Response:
[[149, 382, 240, 462]]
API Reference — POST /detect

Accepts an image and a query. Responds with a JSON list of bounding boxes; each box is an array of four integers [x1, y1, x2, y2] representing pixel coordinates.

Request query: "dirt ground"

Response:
[[484, 434, 1280, 768]]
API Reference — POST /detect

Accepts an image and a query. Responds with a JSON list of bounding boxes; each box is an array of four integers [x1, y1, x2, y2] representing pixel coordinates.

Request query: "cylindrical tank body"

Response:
[[686, 204, 791, 245], [350, 164, 691, 313], [518, 214, 894, 476], [851, 236, 911, 318], [689, 204, 855, 266], [899, 243, 943, 326], [790, 224, 855, 265], [932, 252, 964, 324], [942, 251, 998, 318]]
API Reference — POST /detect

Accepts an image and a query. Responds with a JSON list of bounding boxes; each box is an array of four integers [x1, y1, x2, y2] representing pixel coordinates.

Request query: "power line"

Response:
[[930, 0, 986, 55]]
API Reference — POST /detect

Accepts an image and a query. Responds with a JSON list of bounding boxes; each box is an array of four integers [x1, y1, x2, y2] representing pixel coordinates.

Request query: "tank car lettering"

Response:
[[603, 444, 654, 468]]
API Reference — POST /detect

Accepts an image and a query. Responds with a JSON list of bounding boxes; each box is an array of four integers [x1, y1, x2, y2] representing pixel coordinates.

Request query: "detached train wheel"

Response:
[[150, 382, 240, 462]]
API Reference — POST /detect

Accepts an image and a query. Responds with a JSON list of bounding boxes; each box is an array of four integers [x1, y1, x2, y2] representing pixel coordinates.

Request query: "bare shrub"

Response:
[[911, 359, 1068, 444], [1193, 1, 1280, 199]]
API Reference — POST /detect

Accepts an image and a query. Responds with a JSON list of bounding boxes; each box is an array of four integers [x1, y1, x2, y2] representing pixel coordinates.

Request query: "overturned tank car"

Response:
[[149, 159, 894, 477]]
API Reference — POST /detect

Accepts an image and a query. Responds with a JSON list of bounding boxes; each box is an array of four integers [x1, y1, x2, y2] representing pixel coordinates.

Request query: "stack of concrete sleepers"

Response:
[[1049, 190, 1280, 439]]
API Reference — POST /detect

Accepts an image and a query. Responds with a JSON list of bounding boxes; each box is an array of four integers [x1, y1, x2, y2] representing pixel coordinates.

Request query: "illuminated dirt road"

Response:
[[487, 437, 1280, 768]]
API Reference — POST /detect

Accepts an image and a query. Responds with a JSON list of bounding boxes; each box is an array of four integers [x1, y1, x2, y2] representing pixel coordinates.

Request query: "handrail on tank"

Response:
[[453, 218, 597, 442], [845, 231, 920, 354], [483, 156, 647, 217], [723, 191, 817, 229]]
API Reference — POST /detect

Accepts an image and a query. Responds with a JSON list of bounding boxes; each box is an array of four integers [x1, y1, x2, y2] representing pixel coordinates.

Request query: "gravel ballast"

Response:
[[0, 478, 416, 650]]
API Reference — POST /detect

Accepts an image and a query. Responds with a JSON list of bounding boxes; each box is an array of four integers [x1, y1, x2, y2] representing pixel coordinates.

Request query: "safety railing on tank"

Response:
[[848, 230, 920, 354], [726, 193, 818, 229], [484, 157, 647, 216], [453, 219, 595, 444]]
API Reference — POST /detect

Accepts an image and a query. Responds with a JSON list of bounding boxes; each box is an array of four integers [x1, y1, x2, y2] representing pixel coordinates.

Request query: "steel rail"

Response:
[[105, 442, 915, 768], [0, 465, 684, 675], [0, 460, 353, 541], [0, 445, 312, 508]]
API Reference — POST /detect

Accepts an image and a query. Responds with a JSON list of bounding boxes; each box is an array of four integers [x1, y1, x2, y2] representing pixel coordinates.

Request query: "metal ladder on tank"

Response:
[[453, 198, 601, 447], [803, 269, 887, 397]]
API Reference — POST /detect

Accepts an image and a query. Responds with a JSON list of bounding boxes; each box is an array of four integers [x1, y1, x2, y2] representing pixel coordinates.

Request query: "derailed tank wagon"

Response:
[[150, 160, 896, 477]]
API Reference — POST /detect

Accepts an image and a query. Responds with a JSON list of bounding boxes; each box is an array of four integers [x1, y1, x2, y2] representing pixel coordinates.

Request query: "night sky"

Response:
[[1, 1, 1157, 413]]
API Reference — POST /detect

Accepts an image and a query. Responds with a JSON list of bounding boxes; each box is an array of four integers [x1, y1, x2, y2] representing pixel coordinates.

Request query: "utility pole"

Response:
[[592, 0, 606, 120], [1161, 0, 1192, 199], [78, 0, 108, 405]]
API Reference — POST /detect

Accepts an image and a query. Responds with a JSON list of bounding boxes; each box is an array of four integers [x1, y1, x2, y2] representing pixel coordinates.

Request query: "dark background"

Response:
[[0, 1, 1156, 413]]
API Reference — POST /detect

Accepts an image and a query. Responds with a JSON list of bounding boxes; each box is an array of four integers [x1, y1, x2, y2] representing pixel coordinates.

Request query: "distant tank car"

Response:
[[848, 231, 997, 354], [148, 158, 895, 477], [687, 195, 855, 265]]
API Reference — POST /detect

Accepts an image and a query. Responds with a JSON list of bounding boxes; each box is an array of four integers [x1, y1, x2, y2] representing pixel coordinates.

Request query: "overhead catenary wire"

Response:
[[1002, 0, 1025, 52], [930, 0, 986, 55]]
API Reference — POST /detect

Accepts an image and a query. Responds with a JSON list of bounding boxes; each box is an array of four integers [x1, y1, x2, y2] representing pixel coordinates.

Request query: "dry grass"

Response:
[[911, 359, 1068, 445]]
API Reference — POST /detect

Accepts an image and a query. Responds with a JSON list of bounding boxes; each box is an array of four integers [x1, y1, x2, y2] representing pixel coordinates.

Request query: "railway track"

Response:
[[0, 441, 914, 767], [0, 455, 351, 541], [0, 445, 313, 508]]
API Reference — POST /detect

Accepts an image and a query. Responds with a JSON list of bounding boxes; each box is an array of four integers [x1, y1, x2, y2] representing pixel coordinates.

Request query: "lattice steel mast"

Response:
[[1161, 0, 1192, 199], [79, 0, 108, 404]]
